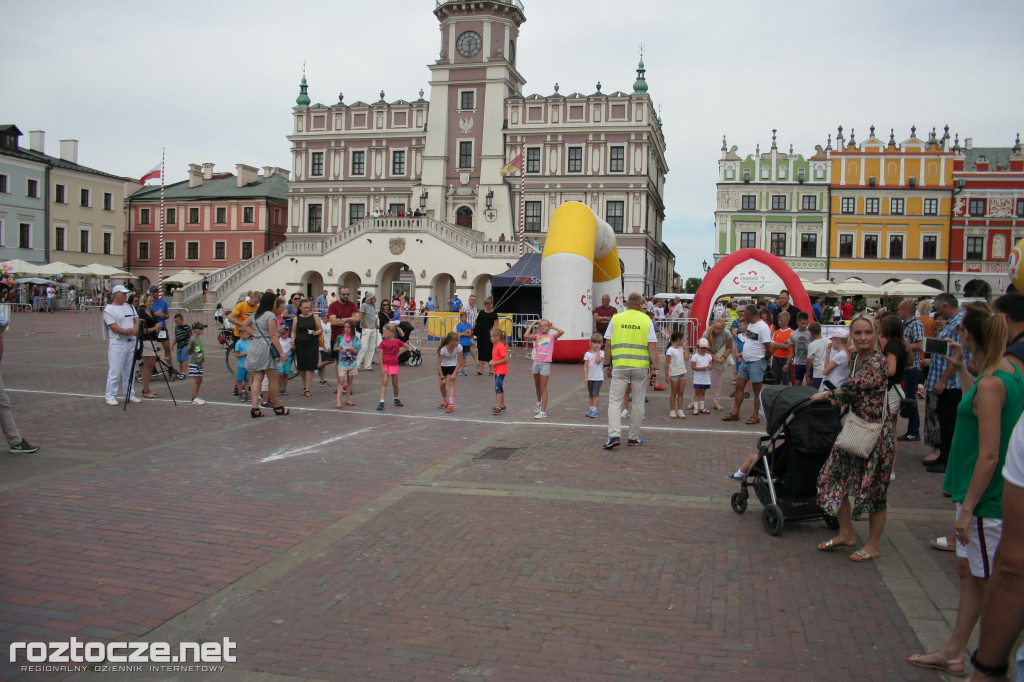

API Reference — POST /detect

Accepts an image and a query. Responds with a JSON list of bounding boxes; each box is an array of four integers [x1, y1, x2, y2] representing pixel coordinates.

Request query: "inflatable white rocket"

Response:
[[540, 201, 624, 362]]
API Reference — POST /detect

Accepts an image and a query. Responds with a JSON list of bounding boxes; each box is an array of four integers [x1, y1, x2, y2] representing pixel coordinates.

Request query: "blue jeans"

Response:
[[903, 367, 920, 437]]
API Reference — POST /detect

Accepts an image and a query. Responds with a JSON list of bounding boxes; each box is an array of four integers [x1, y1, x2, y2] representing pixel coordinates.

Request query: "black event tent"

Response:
[[490, 253, 541, 316]]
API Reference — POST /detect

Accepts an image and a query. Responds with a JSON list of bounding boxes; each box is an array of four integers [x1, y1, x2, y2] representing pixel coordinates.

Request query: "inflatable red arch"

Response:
[[691, 248, 812, 340]]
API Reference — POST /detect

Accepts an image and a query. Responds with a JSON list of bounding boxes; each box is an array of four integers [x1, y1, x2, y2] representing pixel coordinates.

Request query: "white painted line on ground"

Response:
[[7, 388, 760, 436], [261, 426, 377, 463]]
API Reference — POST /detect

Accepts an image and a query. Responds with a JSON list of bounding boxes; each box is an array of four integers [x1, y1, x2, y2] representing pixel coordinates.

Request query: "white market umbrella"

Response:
[[880, 278, 943, 297], [833, 278, 883, 297], [1, 259, 46, 276], [84, 263, 136, 278], [804, 278, 836, 295], [163, 269, 203, 285], [35, 262, 87, 276]]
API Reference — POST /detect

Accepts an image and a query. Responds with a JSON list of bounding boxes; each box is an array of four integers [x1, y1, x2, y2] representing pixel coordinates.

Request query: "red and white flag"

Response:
[[140, 163, 161, 184]]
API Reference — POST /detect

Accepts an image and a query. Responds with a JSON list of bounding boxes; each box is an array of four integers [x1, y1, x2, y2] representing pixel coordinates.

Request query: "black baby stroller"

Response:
[[393, 320, 422, 366], [730, 385, 843, 536]]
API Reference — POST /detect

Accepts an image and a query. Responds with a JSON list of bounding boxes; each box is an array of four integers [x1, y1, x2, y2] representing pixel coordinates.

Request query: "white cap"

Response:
[[112, 284, 130, 294]]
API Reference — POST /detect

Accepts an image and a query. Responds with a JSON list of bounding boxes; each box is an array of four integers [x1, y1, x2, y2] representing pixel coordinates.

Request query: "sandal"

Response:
[[143, 393, 159, 399], [817, 538, 856, 552], [906, 653, 966, 677], [250, 408, 263, 418], [849, 549, 880, 562], [345, 401, 356, 406], [302, 390, 311, 397], [273, 405, 291, 416], [721, 413, 740, 422], [745, 417, 760, 425]]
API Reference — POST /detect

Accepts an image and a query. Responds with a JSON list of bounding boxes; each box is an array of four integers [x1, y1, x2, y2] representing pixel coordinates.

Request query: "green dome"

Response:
[[295, 76, 311, 108], [632, 59, 648, 95]]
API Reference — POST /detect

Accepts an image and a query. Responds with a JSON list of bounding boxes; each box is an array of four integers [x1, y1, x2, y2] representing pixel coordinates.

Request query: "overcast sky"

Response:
[[5, 0, 1022, 281]]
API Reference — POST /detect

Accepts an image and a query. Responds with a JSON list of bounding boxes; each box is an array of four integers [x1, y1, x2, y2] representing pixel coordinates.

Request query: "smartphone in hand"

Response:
[[923, 337, 950, 356]]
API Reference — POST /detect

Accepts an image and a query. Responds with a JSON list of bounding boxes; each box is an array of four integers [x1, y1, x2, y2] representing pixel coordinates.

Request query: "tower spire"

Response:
[[295, 70, 311, 108], [633, 45, 648, 95]]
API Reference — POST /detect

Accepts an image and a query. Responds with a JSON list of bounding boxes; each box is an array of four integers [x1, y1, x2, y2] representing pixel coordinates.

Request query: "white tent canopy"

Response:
[[35, 262, 87, 276], [833, 278, 883, 296], [162, 269, 203, 285], [879, 278, 944, 297], [83, 263, 136, 278], [2, 259, 46, 276]]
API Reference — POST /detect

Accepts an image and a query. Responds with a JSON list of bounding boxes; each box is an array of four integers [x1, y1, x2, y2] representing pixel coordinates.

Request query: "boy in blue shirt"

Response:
[[234, 326, 251, 400]]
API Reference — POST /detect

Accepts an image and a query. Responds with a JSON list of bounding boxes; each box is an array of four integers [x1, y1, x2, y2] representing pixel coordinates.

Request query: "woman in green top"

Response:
[[907, 302, 1023, 677]]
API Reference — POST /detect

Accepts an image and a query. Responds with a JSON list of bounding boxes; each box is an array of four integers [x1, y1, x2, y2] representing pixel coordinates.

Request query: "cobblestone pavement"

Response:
[[0, 312, 975, 680]]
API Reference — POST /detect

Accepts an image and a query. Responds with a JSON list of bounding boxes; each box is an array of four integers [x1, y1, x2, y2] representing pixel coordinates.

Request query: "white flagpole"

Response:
[[159, 149, 165, 287]]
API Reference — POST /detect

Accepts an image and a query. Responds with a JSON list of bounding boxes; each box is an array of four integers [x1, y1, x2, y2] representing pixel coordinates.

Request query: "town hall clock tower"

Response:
[[421, 0, 526, 232]]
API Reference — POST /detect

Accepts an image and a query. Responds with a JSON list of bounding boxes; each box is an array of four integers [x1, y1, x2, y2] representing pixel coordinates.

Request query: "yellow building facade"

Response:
[[827, 126, 955, 288]]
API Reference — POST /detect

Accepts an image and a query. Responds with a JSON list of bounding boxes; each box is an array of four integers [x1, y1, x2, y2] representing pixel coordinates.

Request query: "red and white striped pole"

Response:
[[518, 145, 526, 256], [158, 148, 165, 287]]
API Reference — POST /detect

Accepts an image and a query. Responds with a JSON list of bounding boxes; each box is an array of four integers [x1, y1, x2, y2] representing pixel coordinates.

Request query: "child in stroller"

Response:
[[393, 320, 422, 366], [729, 385, 842, 535]]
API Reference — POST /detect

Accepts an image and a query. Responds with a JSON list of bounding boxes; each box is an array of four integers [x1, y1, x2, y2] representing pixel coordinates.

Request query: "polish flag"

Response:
[[140, 163, 161, 184]]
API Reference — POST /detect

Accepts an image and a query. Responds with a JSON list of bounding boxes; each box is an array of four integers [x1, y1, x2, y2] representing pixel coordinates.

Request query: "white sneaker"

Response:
[[191, 397, 206, 405], [128, 396, 142, 403], [669, 410, 677, 418], [534, 411, 547, 419], [535, 402, 542, 414], [621, 408, 629, 419], [105, 398, 118, 406]]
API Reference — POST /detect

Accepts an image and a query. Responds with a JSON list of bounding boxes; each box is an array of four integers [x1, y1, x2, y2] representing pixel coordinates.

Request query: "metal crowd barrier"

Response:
[[2, 304, 34, 336]]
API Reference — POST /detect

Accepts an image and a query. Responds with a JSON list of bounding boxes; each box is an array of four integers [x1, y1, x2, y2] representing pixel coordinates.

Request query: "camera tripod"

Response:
[[125, 331, 177, 410]]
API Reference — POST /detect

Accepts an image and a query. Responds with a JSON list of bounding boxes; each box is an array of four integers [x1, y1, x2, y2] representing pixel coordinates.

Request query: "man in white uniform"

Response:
[[721, 304, 773, 424], [102, 285, 140, 406]]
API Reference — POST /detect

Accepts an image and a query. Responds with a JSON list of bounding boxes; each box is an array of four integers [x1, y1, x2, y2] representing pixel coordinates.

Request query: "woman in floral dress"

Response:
[[811, 314, 895, 562]]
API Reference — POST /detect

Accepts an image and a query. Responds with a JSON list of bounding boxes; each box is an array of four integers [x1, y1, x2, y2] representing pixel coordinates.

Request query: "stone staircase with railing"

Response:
[[173, 216, 537, 307]]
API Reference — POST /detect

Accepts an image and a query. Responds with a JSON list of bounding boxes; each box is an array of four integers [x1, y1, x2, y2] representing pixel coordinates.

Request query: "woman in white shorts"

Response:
[[907, 302, 1023, 677]]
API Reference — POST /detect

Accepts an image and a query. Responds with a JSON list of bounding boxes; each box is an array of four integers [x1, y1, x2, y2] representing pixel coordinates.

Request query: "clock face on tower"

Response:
[[456, 31, 482, 57]]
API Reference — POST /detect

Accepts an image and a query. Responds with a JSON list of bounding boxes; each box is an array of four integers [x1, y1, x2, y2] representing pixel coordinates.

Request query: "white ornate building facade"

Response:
[[182, 0, 674, 307]]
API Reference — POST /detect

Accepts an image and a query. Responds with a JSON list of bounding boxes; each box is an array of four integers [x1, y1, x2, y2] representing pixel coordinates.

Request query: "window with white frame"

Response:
[[140, 208, 151, 225], [606, 201, 624, 232], [55, 225, 65, 251], [103, 192, 113, 211], [102, 231, 112, 255], [241, 242, 253, 259], [138, 241, 150, 260], [890, 198, 904, 215], [188, 207, 200, 224], [459, 90, 475, 110], [802, 195, 816, 211], [80, 188, 91, 207], [186, 241, 199, 260], [865, 198, 880, 214], [351, 151, 365, 175], [26, 179, 39, 198], [841, 197, 855, 214], [164, 241, 175, 260], [19, 223, 31, 248], [741, 195, 756, 211], [771, 195, 786, 211], [889, 234, 904, 259], [800, 233, 817, 257], [863, 234, 879, 258], [610, 146, 624, 172], [923, 198, 938, 215], [0, 174, 7, 193], [308, 204, 322, 232], [243, 206, 254, 224], [524, 201, 542, 232], [966, 236, 984, 260], [392, 150, 406, 175], [740, 232, 756, 249], [214, 241, 226, 260], [55, 184, 66, 204], [567, 147, 582, 173], [969, 199, 986, 217], [922, 235, 938, 259], [311, 152, 324, 176], [526, 148, 540, 173], [166, 207, 176, 224], [770, 232, 786, 256], [349, 203, 365, 224], [79, 230, 89, 253], [215, 207, 227, 224], [459, 141, 473, 168], [839, 234, 854, 258]]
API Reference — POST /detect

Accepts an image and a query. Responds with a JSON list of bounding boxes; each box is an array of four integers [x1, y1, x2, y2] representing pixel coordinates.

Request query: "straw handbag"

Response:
[[835, 356, 888, 459]]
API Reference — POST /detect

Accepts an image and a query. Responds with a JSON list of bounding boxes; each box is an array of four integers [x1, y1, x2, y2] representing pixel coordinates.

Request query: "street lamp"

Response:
[[702, 259, 710, 273], [419, 189, 428, 209], [485, 189, 494, 209]]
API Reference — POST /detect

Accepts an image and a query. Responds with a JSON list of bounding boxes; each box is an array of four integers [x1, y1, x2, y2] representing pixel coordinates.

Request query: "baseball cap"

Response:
[[112, 284, 130, 294], [191, 322, 207, 330], [149, 285, 160, 292], [830, 327, 849, 339], [698, 338, 710, 348]]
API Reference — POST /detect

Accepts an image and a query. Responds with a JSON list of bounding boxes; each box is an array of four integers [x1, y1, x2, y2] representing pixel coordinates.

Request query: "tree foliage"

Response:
[[684, 277, 702, 294]]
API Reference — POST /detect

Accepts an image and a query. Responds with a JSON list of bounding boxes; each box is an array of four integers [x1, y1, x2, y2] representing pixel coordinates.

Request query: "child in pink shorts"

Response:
[[376, 324, 409, 410]]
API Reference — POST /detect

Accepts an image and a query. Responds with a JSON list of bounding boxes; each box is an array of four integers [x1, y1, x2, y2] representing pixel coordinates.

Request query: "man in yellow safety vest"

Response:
[[603, 292, 659, 449]]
